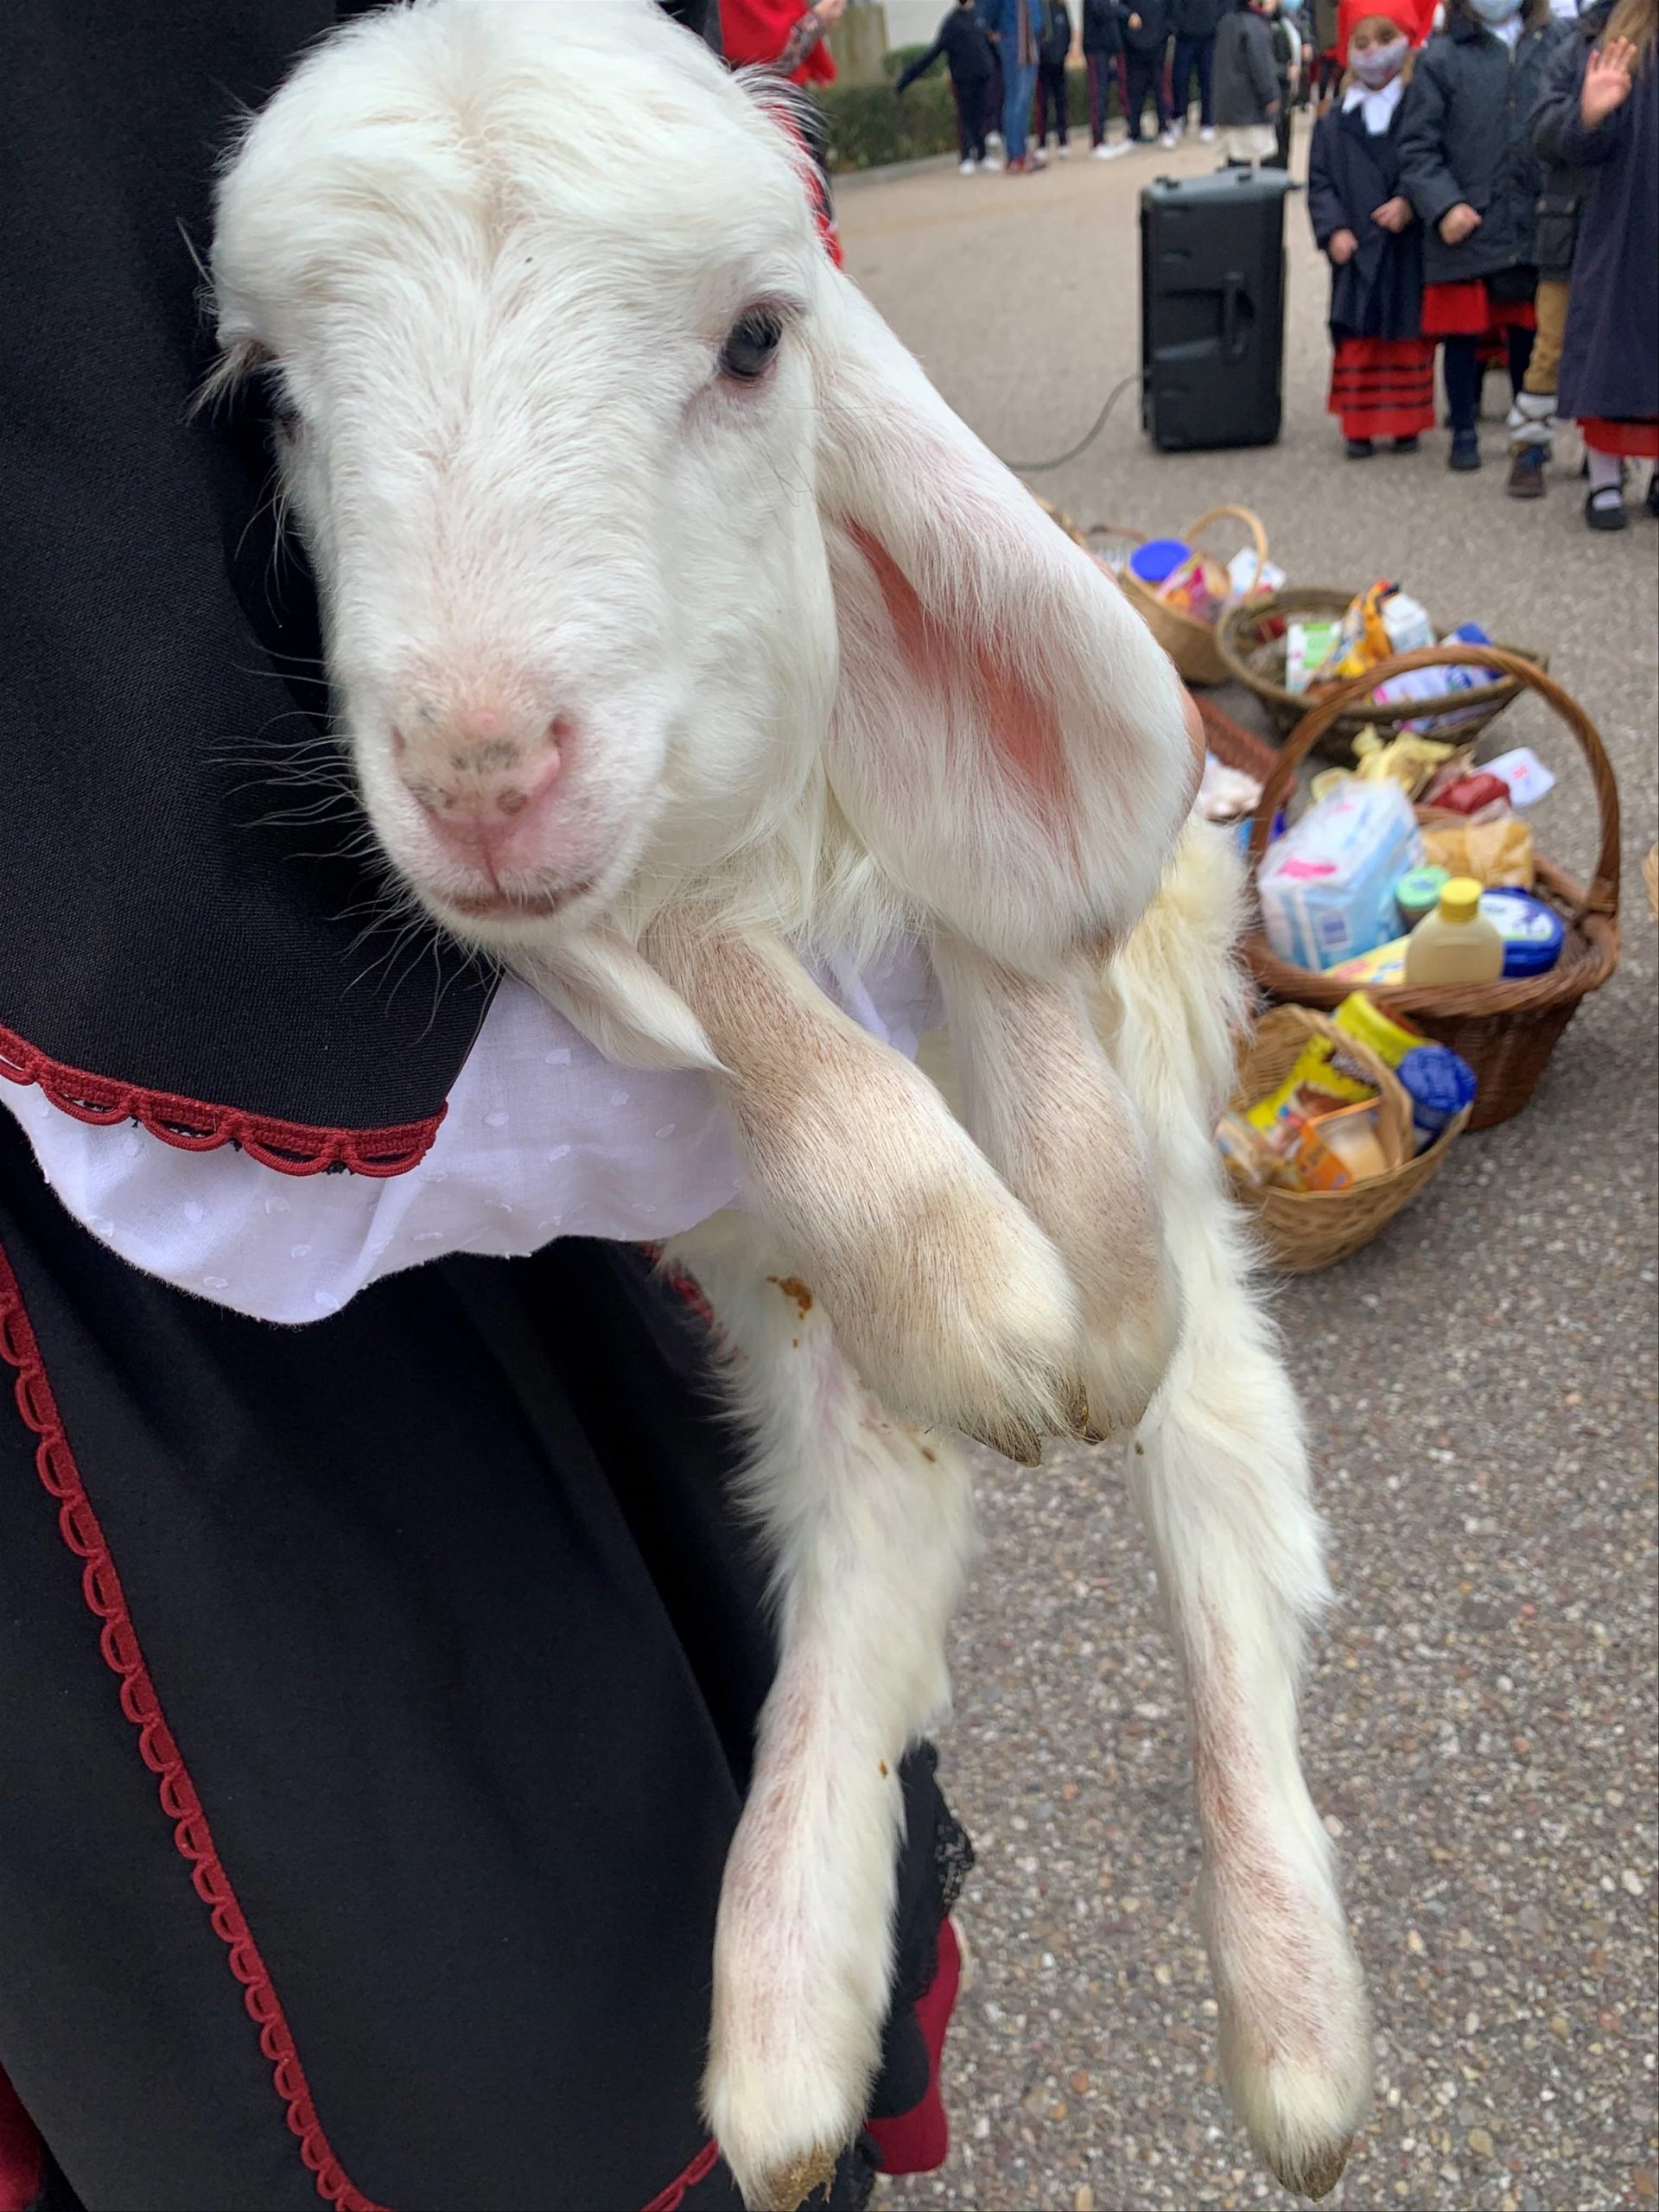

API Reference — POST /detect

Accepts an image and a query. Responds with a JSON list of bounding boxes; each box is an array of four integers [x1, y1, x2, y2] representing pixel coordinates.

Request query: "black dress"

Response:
[[0, 6, 967, 2207]]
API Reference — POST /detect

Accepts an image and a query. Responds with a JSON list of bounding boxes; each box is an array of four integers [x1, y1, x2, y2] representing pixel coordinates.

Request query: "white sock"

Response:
[[1587, 448, 1623, 496]]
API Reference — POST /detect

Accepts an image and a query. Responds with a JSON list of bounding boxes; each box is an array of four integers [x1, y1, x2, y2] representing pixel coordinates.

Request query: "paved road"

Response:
[[836, 124, 1658, 2212]]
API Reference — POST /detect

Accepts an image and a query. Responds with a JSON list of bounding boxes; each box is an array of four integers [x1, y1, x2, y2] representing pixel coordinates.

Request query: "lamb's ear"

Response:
[[810, 276, 1199, 970]]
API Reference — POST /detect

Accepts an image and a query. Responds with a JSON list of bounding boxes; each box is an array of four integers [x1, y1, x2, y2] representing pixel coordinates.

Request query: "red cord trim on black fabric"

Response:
[[0, 1020, 443, 1178], [0, 1235, 726, 2212], [0, 1241, 394, 2212], [640, 2138, 721, 2212]]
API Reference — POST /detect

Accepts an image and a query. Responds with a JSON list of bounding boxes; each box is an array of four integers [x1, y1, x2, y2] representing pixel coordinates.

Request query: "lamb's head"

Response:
[[209, 0, 834, 944], [211, 0, 1200, 969]]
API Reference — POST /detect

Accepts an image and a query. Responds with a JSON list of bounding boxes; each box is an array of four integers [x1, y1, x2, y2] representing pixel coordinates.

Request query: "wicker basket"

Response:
[[1215, 588, 1545, 762], [1243, 646, 1622, 1131], [1229, 1005, 1467, 1270], [1115, 507, 1270, 687]]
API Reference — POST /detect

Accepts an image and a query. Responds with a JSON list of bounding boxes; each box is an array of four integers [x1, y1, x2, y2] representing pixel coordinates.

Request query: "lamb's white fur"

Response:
[[209, 5, 1370, 2202]]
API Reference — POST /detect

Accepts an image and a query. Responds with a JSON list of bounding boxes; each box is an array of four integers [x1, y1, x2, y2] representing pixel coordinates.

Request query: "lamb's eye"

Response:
[[719, 308, 784, 383]]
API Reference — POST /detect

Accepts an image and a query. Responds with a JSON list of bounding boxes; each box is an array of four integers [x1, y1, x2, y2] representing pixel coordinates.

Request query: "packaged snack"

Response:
[[1351, 728, 1461, 800], [1421, 813, 1535, 890], [1370, 624, 1500, 734], [1226, 547, 1287, 601], [1479, 887, 1566, 977], [1215, 1110, 1280, 1188], [1159, 552, 1229, 621], [1256, 781, 1423, 970], [1432, 771, 1512, 818], [1286, 618, 1343, 694], [1274, 1101, 1389, 1192], [1322, 581, 1397, 684], [1243, 1034, 1376, 1135], [1328, 936, 1409, 986], [1332, 991, 1426, 1067], [1381, 591, 1435, 654], [1395, 865, 1451, 929], [1395, 1045, 1478, 1148]]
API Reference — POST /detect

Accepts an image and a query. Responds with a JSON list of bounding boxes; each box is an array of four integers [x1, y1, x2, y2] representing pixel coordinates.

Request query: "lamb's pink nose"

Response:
[[396, 708, 569, 873]]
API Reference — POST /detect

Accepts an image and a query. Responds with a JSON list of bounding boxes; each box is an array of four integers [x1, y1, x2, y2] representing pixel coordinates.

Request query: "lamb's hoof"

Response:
[[759, 2144, 842, 2211], [1268, 2138, 1352, 2200]]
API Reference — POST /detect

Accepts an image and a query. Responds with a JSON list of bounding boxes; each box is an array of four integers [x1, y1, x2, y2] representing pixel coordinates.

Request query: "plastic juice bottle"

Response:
[[1404, 877, 1504, 984]]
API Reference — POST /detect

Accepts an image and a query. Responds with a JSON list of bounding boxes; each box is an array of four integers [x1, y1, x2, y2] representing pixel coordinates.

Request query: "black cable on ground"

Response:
[[997, 368, 1147, 475]]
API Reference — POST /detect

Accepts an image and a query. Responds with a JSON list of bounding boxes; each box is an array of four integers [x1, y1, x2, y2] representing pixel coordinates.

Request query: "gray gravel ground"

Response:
[[836, 122, 1658, 2212]]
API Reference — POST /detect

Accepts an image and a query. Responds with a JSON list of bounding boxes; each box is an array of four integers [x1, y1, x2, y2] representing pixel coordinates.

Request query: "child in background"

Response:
[[1398, 0, 1570, 469], [895, 0, 1001, 171], [1504, 0, 1608, 493], [1532, 0, 1658, 524], [1264, 0, 1304, 160], [1214, 0, 1285, 160], [1309, 0, 1435, 449], [1032, 0, 1076, 154], [1083, 0, 1129, 149]]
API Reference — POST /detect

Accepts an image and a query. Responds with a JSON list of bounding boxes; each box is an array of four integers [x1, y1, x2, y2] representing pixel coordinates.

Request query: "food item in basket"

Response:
[[1479, 887, 1566, 977], [1395, 865, 1452, 929], [1332, 991, 1427, 1067], [1215, 1110, 1281, 1188], [1395, 1045, 1478, 1150], [1286, 617, 1344, 694], [1243, 1034, 1377, 1135], [1159, 552, 1230, 621], [1370, 623, 1501, 735], [1227, 547, 1287, 601], [1328, 936, 1410, 985], [1256, 781, 1423, 970], [1320, 581, 1399, 686], [1405, 878, 1505, 984], [1421, 813, 1535, 889], [1482, 745, 1557, 808], [1351, 728, 1461, 799], [1381, 592, 1435, 654], [1432, 771, 1512, 818], [1272, 1102, 1389, 1192]]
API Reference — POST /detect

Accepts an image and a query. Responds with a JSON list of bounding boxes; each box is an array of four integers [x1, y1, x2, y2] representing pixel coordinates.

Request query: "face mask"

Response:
[[1470, 0, 1522, 22], [1351, 35, 1409, 79]]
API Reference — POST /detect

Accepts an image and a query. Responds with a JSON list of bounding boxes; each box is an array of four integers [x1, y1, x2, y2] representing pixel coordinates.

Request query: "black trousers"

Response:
[[1033, 54, 1070, 143], [1124, 47, 1171, 137], [0, 1116, 964, 2211], [1442, 326, 1536, 432], [951, 69, 992, 161], [1170, 30, 1215, 125]]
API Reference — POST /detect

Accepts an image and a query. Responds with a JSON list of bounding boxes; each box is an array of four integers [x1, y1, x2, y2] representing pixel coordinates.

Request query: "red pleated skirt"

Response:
[[1581, 416, 1659, 457], [1420, 278, 1537, 339], [1329, 335, 1439, 439]]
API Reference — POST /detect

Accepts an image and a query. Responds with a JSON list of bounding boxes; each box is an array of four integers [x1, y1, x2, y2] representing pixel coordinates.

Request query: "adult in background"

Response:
[[1173, 0, 1228, 136], [1084, 0, 1130, 148], [1123, 0, 1179, 141], [1263, 0, 1304, 159], [895, 0, 1001, 170], [986, 0, 1049, 168], [1532, 0, 1659, 525]]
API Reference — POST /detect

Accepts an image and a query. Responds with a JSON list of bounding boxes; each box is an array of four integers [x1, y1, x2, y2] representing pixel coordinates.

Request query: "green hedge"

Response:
[[814, 63, 1114, 174]]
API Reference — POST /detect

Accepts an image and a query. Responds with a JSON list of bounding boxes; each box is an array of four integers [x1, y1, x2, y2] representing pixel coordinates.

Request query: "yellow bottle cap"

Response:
[[1440, 877, 1484, 925]]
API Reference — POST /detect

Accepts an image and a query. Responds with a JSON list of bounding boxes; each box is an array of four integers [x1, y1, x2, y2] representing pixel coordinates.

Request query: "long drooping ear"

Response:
[[810, 274, 1199, 972]]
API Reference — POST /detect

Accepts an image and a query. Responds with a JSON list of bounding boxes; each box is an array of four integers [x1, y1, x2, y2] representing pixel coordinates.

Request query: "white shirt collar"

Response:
[[1342, 75, 1406, 131]]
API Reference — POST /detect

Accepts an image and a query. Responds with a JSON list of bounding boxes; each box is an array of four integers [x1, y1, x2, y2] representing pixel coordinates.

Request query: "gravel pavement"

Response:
[[835, 124, 1658, 2212]]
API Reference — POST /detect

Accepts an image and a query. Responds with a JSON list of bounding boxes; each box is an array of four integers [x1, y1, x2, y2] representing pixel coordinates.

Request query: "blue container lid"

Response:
[[1479, 888, 1567, 978], [1397, 1044, 1478, 1118], [1129, 537, 1191, 587]]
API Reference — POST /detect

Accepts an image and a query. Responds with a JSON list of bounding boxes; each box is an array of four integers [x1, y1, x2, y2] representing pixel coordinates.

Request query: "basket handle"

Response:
[[1244, 645, 1622, 922], [1183, 505, 1270, 575]]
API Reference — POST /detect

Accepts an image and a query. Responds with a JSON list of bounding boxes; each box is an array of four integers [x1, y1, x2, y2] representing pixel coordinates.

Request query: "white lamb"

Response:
[[207, 4, 1372, 2203]]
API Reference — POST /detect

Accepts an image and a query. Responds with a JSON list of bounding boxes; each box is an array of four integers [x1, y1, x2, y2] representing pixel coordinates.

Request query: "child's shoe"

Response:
[[1449, 431, 1481, 472], [1505, 445, 1548, 499], [1586, 485, 1629, 531], [1345, 437, 1375, 460]]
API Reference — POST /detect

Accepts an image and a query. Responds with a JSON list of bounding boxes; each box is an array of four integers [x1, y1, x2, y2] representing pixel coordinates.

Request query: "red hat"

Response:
[[1337, 0, 1423, 49]]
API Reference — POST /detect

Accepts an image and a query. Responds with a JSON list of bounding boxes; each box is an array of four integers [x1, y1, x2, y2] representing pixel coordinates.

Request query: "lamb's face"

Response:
[[210, 0, 836, 948]]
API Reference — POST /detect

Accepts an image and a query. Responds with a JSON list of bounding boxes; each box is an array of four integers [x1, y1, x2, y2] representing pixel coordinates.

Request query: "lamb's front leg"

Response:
[[664, 1211, 977, 2212], [645, 910, 1084, 1463]]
